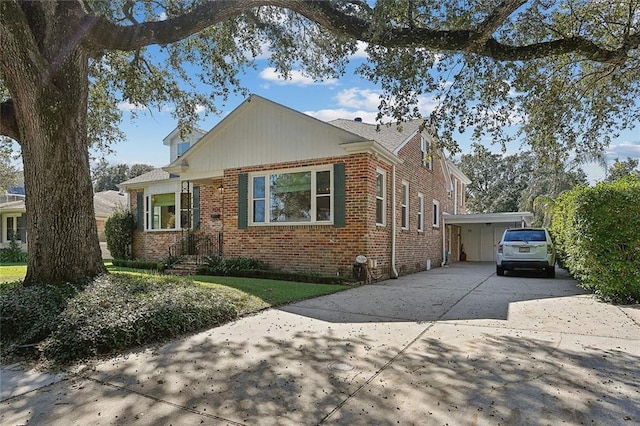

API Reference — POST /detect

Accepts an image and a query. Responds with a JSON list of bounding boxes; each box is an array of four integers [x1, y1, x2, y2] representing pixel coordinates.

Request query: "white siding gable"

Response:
[[167, 96, 365, 179]]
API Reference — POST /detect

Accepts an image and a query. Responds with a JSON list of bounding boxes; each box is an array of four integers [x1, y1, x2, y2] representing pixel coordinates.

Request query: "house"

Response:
[[119, 95, 474, 279], [0, 190, 127, 258]]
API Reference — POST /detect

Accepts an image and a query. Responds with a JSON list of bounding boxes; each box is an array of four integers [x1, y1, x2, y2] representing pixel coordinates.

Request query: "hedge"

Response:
[[550, 177, 640, 304], [111, 259, 165, 271]]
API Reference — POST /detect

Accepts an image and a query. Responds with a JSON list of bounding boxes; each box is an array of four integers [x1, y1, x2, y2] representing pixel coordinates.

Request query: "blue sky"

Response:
[[102, 42, 639, 184]]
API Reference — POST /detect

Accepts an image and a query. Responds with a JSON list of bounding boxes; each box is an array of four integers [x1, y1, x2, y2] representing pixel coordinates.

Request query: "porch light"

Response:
[[217, 184, 224, 194]]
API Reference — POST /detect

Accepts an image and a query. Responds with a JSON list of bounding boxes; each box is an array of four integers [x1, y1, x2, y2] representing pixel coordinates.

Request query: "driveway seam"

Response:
[[82, 375, 246, 426], [317, 274, 494, 424]]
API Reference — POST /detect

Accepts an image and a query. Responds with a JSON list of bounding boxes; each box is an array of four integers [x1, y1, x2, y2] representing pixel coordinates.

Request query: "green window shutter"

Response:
[[238, 173, 248, 229], [136, 192, 144, 231], [192, 186, 200, 230], [333, 163, 346, 228]]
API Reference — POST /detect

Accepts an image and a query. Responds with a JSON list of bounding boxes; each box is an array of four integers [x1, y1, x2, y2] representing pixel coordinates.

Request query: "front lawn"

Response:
[[0, 263, 27, 285], [0, 263, 348, 366]]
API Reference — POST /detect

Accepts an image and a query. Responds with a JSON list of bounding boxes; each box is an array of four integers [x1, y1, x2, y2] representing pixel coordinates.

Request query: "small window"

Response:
[[3, 214, 26, 243], [177, 142, 190, 157], [432, 199, 440, 227], [376, 170, 386, 226], [401, 182, 409, 229], [421, 136, 432, 170], [453, 178, 459, 215], [417, 193, 424, 232]]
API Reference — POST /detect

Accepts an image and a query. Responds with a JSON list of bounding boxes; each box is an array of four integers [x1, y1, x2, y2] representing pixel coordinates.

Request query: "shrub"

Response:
[[105, 209, 135, 260], [0, 282, 79, 357], [41, 274, 237, 363], [0, 234, 28, 263], [197, 258, 348, 285], [203, 256, 269, 274], [551, 177, 640, 304], [112, 258, 164, 271]]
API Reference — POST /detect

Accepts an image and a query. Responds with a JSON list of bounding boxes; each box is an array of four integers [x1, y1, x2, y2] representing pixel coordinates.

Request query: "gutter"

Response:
[[391, 164, 399, 278]]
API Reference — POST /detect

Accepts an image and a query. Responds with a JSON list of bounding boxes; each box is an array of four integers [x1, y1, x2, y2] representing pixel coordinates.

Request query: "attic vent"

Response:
[[354, 117, 363, 122]]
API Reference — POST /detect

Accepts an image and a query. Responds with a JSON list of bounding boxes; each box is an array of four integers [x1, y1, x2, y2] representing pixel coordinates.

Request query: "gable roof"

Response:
[[119, 168, 172, 188], [162, 94, 400, 178], [94, 190, 127, 217], [329, 119, 424, 153], [0, 191, 125, 218]]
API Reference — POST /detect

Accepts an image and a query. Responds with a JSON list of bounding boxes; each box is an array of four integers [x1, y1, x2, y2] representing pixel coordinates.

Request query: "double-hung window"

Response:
[[433, 199, 440, 227], [3, 214, 26, 243], [376, 170, 386, 226], [401, 182, 409, 229], [417, 193, 424, 232], [250, 167, 332, 225], [421, 136, 432, 170]]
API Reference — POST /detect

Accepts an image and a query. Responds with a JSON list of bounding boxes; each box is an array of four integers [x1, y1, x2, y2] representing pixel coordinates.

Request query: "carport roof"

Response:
[[443, 212, 533, 225]]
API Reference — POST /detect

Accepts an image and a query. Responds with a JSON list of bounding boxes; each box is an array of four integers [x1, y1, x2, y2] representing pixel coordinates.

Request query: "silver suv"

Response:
[[496, 228, 556, 278]]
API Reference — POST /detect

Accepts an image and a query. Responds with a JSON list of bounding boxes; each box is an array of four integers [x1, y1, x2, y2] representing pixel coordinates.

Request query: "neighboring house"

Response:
[[119, 95, 473, 279], [0, 191, 126, 258], [93, 190, 128, 242]]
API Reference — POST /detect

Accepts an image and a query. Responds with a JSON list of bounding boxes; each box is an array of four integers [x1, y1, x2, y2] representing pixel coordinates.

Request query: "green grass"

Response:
[[0, 263, 27, 284], [1, 263, 347, 314], [191, 275, 346, 314], [1, 264, 348, 365]]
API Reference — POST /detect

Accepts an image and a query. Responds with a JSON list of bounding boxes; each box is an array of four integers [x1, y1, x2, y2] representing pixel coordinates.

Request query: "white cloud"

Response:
[[335, 88, 381, 110], [604, 141, 640, 159], [259, 67, 338, 86], [349, 41, 369, 59], [304, 108, 378, 123], [158, 11, 167, 21], [117, 101, 145, 112], [304, 87, 448, 124]]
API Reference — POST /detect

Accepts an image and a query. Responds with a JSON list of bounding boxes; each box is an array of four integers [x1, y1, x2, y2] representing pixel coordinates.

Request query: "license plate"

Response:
[[519, 246, 530, 253]]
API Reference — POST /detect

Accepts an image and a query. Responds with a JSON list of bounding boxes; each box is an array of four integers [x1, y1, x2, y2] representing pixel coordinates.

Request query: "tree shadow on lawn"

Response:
[[2, 326, 638, 425]]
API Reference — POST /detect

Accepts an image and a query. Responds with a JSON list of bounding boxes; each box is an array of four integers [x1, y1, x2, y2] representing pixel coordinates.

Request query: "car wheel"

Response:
[[546, 267, 555, 278], [497, 266, 505, 276]]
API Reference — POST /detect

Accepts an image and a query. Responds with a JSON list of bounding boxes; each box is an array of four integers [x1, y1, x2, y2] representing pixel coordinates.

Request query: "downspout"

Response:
[[441, 217, 447, 267], [391, 164, 399, 278]]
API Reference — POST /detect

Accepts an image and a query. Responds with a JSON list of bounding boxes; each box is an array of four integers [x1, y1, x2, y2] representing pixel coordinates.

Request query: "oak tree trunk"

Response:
[[2, 2, 107, 286], [20, 69, 107, 286]]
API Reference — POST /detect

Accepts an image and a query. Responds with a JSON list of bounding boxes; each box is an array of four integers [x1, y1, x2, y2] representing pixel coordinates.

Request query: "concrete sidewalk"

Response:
[[2, 263, 639, 425]]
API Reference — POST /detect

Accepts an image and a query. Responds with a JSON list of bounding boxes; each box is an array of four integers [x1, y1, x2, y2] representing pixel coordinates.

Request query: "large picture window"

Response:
[[147, 193, 176, 230], [251, 167, 332, 225]]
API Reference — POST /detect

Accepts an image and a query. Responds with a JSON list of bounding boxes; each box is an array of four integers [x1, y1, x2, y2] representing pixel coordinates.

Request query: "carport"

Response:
[[443, 212, 534, 262]]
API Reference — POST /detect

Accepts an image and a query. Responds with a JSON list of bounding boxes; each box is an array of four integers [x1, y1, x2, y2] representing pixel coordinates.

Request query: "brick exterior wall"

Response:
[[222, 155, 372, 278], [129, 136, 467, 279], [393, 133, 452, 274]]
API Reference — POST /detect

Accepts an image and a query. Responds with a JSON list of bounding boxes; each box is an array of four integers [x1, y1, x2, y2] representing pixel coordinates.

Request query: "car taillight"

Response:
[[547, 245, 553, 254], [498, 244, 503, 254]]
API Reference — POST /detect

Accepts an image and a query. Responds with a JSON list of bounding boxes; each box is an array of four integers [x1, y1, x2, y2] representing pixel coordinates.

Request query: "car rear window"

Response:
[[503, 229, 547, 242]]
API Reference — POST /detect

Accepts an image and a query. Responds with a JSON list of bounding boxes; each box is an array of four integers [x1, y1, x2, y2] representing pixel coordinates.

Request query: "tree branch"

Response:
[[0, 100, 20, 143], [81, 0, 639, 65], [471, 0, 526, 45]]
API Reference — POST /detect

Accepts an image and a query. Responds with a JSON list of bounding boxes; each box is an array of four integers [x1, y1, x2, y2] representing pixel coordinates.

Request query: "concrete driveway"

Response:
[[2, 263, 639, 425]]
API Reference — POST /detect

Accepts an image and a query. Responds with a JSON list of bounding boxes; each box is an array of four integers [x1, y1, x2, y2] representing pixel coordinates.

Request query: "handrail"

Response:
[[168, 232, 222, 266]]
